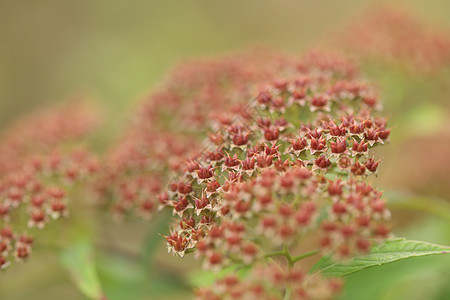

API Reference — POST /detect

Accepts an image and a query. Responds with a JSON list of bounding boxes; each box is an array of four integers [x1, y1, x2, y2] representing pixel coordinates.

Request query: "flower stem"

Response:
[[291, 249, 320, 264], [284, 243, 295, 268], [264, 246, 319, 268], [283, 288, 292, 300]]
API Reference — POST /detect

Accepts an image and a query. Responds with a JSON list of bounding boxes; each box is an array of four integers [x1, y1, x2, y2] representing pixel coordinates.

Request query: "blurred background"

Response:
[[0, 0, 449, 299]]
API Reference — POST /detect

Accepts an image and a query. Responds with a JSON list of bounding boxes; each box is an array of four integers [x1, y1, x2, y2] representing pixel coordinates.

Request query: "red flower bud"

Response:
[[257, 90, 272, 105], [356, 239, 371, 252], [332, 202, 347, 214], [310, 137, 326, 151], [197, 165, 215, 179], [311, 95, 328, 107], [278, 204, 293, 217], [365, 157, 380, 172], [290, 138, 307, 151], [209, 252, 222, 265], [264, 127, 279, 141], [328, 180, 343, 196], [330, 138, 347, 154], [351, 161, 366, 175], [352, 139, 368, 152], [315, 156, 331, 169]]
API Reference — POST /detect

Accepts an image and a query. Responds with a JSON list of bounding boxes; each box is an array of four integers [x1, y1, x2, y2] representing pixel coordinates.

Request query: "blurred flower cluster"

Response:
[[331, 5, 450, 201], [196, 262, 342, 300], [334, 5, 450, 74], [96, 50, 295, 219], [0, 101, 99, 269]]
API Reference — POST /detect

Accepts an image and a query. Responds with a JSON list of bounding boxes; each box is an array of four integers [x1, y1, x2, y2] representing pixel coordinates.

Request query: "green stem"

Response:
[[284, 243, 294, 267], [264, 245, 320, 268], [283, 288, 292, 300], [291, 249, 320, 264]]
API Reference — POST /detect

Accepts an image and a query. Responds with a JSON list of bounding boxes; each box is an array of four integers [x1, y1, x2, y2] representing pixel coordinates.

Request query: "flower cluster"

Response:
[[196, 263, 342, 300], [98, 50, 297, 219], [0, 101, 99, 269], [0, 100, 98, 174], [161, 51, 391, 298], [333, 5, 450, 73]]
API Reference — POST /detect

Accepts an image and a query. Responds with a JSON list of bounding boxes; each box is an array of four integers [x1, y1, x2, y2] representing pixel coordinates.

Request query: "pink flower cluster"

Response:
[[0, 101, 99, 269], [334, 5, 450, 73], [196, 262, 342, 300], [0, 101, 98, 174], [160, 51, 391, 298]]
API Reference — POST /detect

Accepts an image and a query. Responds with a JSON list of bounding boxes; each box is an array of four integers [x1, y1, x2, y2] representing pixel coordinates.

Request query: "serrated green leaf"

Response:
[[60, 240, 104, 300], [311, 238, 450, 277]]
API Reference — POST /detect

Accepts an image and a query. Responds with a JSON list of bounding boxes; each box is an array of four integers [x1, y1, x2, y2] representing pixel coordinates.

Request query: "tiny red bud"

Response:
[[208, 252, 222, 265], [333, 202, 347, 214]]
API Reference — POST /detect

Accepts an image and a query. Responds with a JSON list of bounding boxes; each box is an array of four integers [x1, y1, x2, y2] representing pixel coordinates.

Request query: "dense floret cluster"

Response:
[[159, 51, 391, 299], [334, 5, 450, 73], [196, 262, 342, 300], [0, 101, 98, 269]]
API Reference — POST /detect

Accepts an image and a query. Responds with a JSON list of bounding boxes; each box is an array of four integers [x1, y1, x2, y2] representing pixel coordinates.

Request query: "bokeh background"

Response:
[[0, 0, 449, 299]]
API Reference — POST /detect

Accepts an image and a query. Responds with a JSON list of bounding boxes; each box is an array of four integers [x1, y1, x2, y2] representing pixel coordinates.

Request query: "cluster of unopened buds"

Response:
[[196, 262, 342, 300], [0, 102, 99, 270], [161, 51, 391, 299], [334, 5, 450, 73]]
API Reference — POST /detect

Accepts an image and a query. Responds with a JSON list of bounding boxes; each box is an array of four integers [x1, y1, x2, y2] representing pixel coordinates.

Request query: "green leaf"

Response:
[[142, 213, 171, 270], [311, 238, 450, 277], [338, 218, 450, 300], [60, 240, 104, 300], [339, 254, 450, 300], [97, 252, 186, 300]]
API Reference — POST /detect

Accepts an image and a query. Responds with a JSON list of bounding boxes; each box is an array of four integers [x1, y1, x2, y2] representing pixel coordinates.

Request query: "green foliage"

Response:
[[60, 240, 104, 300], [96, 252, 188, 300], [339, 254, 450, 300], [141, 214, 171, 270], [311, 238, 450, 277], [338, 216, 450, 300]]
